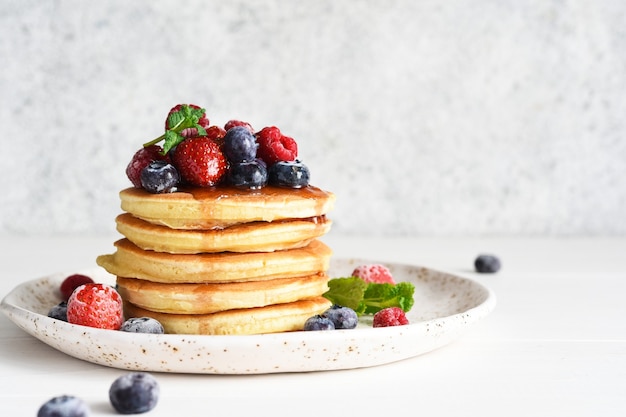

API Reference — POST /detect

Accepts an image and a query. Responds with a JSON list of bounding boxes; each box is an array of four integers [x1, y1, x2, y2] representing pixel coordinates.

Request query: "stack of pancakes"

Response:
[[96, 185, 336, 335]]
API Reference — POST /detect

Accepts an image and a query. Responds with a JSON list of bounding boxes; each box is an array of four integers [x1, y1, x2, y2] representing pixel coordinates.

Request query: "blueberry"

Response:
[[109, 372, 159, 414], [303, 315, 335, 331], [48, 301, 68, 322], [474, 254, 501, 273], [140, 160, 179, 193], [37, 395, 90, 417], [227, 160, 268, 189], [323, 305, 358, 329], [268, 160, 310, 188], [223, 126, 258, 162], [120, 317, 164, 334]]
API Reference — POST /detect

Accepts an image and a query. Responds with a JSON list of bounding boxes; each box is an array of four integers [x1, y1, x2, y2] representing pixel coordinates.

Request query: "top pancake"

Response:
[[120, 185, 336, 230]]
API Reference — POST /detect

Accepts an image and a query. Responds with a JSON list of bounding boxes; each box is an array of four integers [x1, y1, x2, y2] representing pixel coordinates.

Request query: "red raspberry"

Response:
[[352, 264, 395, 284], [224, 119, 254, 133], [66, 283, 124, 330], [171, 137, 228, 187], [59, 274, 94, 301], [255, 126, 298, 165], [125, 145, 169, 188], [372, 307, 409, 328], [204, 125, 227, 147], [165, 104, 210, 138]]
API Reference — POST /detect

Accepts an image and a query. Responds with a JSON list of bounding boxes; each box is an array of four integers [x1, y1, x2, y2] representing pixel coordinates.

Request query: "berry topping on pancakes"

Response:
[[126, 145, 170, 188], [127, 104, 315, 191], [255, 126, 298, 165], [171, 136, 228, 187]]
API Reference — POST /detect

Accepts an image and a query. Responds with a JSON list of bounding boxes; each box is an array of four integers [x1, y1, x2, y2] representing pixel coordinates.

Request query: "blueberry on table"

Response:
[[37, 395, 90, 417], [109, 372, 160, 414], [474, 254, 501, 273]]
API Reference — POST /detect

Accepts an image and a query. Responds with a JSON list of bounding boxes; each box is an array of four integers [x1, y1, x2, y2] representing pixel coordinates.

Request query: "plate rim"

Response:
[[1, 259, 497, 374]]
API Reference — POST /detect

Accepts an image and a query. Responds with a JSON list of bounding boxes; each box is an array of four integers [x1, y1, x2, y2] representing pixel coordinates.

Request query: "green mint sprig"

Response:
[[143, 104, 208, 154], [323, 277, 415, 315]]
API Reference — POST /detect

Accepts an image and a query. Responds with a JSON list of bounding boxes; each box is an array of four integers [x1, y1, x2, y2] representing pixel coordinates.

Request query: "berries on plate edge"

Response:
[[49, 273, 166, 336], [66, 283, 124, 330], [373, 307, 410, 328], [351, 263, 395, 284], [305, 263, 414, 331], [128, 104, 313, 192], [120, 317, 165, 334]]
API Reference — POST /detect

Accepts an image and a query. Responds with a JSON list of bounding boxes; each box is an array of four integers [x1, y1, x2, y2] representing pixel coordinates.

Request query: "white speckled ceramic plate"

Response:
[[1, 259, 495, 374]]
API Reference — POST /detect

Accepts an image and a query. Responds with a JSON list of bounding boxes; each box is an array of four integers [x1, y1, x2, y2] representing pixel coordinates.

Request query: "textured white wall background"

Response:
[[1, 0, 625, 237]]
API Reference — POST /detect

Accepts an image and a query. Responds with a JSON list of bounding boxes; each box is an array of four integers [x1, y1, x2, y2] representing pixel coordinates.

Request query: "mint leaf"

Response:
[[323, 277, 415, 316], [166, 108, 186, 130], [143, 105, 208, 153], [323, 277, 368, 312], [194, 123, 207, 137], [162, 130, 184, 155], [359, 282, 415, 315]]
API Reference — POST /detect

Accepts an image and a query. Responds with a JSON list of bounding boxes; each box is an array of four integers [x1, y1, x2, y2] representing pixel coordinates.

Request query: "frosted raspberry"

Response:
[[352, 264, 395, 284], [372, 307, 409, 327], [67, 283, 124, 330], [126, 145, 169, 188]]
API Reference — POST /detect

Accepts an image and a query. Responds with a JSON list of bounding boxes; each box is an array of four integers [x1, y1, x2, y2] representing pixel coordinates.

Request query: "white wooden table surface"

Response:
[[1, 235, 624, 416]]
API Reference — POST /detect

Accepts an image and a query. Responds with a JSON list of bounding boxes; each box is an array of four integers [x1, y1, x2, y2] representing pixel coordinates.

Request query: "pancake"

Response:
[[123, 297, 332, 335], [116, 273, 329, 314], [116, 213, 332, 254], [96, 238, 332, 284], [119, 185, 336, 230]]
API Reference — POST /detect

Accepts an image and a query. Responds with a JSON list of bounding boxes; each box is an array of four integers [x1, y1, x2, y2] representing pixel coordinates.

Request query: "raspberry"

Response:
[[67, 283, 124, 330], [204, 125, 227, 146], [352, 264, 395, 284], [59, 274, 94, 301], [165, 104, 209, 138], [171, 137, 228, 187], [372, 307, 409, 328], [125, 145, 169, 188], [255, 126, 298, 165], [224, 119, 254, 133]]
